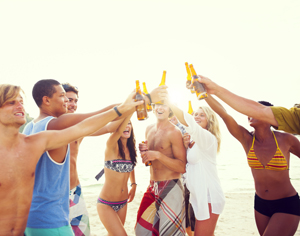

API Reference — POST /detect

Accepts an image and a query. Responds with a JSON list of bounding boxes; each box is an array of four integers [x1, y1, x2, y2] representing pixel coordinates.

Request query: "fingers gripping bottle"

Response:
[[142, 141, 152, 166], [135, 80, 148, 120], [142, 82, 152, 112], [189, 64, 208, 100], [185, 62, 195, 93]]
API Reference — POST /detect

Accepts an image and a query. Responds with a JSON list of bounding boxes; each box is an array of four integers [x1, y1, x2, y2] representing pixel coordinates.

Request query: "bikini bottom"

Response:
[[97, 197, 128, 212], [254, 193, 300, 217]]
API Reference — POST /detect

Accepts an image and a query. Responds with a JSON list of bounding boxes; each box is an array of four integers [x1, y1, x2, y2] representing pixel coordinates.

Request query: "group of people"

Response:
[[0, 74, 299, 236]]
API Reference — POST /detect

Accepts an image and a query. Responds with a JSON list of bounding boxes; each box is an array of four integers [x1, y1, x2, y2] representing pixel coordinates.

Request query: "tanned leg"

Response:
[[262, 213, 300, 236], [97, 203, 127, 236], [194, 204, 219, 236]]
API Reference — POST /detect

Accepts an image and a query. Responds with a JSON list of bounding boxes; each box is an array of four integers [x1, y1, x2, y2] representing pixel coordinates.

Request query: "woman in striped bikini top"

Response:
[[205, 97, 300, 236], [247, 131, 288, 171]]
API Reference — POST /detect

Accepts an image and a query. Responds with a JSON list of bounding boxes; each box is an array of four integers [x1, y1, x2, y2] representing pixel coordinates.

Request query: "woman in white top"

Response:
[[165, 97, 225, 236]]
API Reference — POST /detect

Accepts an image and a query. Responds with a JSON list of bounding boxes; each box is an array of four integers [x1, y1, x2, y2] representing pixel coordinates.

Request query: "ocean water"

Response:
[[76, 133, 300, 196]]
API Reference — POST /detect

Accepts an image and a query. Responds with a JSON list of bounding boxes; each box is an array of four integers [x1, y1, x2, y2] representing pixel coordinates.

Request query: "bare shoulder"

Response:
[[275, 131, 299, 144], [166, 123, 182, 139], [146, 123, 156, 133]]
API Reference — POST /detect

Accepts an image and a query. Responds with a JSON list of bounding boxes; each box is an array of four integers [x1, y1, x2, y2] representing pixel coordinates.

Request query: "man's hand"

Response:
[[141, 150, 159, 163], [117, 91, 144, 114], [150, 85, 168, 103]]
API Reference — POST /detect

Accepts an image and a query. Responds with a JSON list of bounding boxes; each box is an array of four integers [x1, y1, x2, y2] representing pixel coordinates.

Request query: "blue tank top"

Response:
[[23, 116, 70, 228]]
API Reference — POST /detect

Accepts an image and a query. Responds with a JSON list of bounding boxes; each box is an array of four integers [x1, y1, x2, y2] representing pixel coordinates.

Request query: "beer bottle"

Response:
[[189, 64, 208, 100], [157, 71, 166, 104], [159, 70, 166, 86], [185, 62, 195, 93], [142, 82, 152, 112], [135, 80, 148, 120], [188, 101, 193, 115], [142, 141, 152, 166]]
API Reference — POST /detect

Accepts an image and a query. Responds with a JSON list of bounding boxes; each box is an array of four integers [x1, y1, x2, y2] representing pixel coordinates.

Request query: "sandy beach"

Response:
[[83, 187, 300, 236]]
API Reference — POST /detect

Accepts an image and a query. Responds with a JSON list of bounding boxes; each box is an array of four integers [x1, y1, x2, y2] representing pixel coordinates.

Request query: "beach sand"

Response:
[[84, 188, 300, 236]]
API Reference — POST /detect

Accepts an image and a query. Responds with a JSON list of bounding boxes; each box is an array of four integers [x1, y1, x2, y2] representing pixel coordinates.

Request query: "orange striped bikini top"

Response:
[[247, 131, 288, 171]]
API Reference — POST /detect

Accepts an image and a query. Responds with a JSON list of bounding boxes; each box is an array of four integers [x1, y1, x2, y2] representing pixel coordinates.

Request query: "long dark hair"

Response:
[[117, 124, 137, 166]]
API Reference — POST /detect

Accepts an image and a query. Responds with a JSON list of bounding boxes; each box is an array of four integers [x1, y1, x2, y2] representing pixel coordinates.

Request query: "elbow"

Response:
[[179, 165, 186, 174]]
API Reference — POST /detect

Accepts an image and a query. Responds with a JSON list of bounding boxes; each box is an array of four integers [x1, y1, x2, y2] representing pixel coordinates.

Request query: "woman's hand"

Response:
[[127, 185, 136, 203], [183, 133, 191, 149]]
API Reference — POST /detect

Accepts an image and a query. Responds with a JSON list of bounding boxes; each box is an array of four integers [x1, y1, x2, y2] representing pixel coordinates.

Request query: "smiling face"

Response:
[[49, 85, 69, 117], [193, 108, 208, 129], [154, 104, 171, 120], [121, 121, 132, 139], [65, 91, 78, 113], [0, 94, 26, 127]]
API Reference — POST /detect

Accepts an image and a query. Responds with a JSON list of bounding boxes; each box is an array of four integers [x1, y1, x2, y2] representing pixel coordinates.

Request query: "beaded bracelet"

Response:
[[130, 183, 137, 187]]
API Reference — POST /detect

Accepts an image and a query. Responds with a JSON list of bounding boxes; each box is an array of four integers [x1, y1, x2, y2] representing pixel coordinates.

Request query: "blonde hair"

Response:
[[0, 84, 22, 108], [197, 106, 221, 153]]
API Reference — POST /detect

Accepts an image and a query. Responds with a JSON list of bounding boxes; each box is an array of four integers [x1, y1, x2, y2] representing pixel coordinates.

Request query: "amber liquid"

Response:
[[142, 141, 152, 166], [192, 75, 208, 100], [136, 92, 148, 120]]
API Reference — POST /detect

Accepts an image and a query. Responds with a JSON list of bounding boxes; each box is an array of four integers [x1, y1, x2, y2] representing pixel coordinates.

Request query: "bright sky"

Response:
[[1, 0, 299, 143]]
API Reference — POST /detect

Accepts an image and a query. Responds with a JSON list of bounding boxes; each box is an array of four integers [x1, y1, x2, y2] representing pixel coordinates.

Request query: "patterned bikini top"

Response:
[[95, 159, 134, 181], [105, 159, 134, 173], [247, 131, 288, 171]]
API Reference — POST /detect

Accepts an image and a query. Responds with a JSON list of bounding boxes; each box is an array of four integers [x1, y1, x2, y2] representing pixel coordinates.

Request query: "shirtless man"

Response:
[[23, 79, 167, 236], [135, 103, 187, 236], [0, 83, 141, 236]]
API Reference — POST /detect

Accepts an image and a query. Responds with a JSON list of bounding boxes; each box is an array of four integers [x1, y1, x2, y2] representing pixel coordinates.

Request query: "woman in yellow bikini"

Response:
[[206, 95, 300, 236]]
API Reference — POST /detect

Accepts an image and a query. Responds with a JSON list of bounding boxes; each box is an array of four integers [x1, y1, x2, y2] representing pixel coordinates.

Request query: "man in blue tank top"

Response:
[[0, 83, 145, 236], [22, 79, 168, 236]]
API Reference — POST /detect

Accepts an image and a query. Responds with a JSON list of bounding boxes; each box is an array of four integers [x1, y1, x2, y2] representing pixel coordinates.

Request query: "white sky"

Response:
[[1, 0, 299, 143]]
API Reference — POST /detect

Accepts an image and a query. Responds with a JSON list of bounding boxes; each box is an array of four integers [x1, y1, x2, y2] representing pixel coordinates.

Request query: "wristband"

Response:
[[113, 106, 122, 117], [145, 94, 152, 104], [131, 183, 137, 187]]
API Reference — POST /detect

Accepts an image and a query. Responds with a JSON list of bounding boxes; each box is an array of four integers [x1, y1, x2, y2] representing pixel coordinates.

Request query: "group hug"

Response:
[[0, 74, 300, 236]]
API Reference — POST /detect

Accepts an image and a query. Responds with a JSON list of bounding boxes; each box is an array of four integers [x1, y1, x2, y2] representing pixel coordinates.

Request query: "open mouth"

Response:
[[15, 112, 24, 117]]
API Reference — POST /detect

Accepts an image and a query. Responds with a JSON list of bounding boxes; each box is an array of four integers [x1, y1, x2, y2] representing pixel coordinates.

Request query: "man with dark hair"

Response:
[[135, 102, 187, 236], [198, 75, 300, 135], [62, 82, 104, 236], [23, 79, 167, 236], [0, 83, 142, 236]]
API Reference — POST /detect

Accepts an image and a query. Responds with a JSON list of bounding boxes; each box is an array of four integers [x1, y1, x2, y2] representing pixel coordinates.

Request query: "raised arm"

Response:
[[47, 103, 119, 130], [39, 91, 142, 152], [205, 95, 250, 146], [288, 134, 300, 158], [89, 119, 124, 136], [198, 75, 278, 127], [105, 112, 134, 149]]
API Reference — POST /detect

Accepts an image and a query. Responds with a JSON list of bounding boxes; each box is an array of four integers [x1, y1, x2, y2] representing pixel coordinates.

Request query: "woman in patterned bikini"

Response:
[[206, 95, 300, 236], [97, 112, 137, 236]]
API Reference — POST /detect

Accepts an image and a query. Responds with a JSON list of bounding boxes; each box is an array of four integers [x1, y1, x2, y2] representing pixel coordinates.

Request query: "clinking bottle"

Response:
[[142, 82, 152, 112], [157, 70, 166, 104], [135, 80, 148, 120], [185, 62, 195, 94], [189, 64, 208, 100]]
